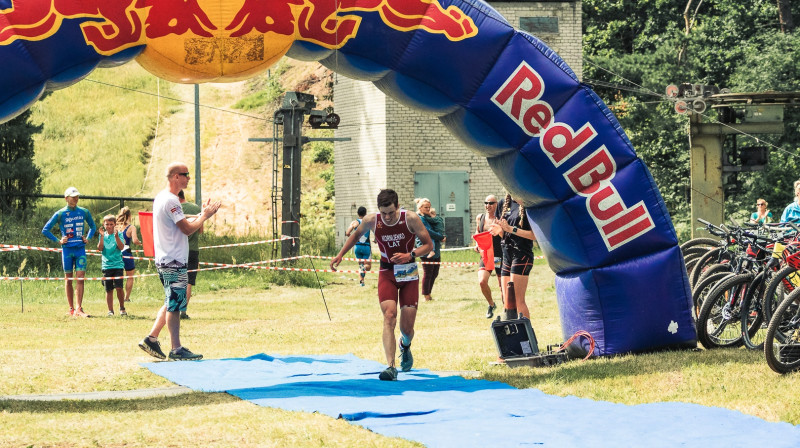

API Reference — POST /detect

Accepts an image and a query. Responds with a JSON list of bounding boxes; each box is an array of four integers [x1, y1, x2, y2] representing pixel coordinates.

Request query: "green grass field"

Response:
[[2, 250, 800, 447]]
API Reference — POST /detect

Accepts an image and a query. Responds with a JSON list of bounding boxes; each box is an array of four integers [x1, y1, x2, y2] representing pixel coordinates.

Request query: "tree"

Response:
[[0, 109, 42, 214]]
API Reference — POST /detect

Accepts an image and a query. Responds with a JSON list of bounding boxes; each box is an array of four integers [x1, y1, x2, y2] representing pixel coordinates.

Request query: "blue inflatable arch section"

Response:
[[287, 0, 696, 355], [0, 0, 696, 355]]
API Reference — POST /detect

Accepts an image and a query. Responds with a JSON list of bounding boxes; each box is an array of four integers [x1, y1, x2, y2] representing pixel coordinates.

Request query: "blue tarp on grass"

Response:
[[146, 354, 800, 447]]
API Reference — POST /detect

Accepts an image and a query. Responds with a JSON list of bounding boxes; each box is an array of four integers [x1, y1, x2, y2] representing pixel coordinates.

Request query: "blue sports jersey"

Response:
[[42, 205, 96, 247], [355, 219, 371, 247]]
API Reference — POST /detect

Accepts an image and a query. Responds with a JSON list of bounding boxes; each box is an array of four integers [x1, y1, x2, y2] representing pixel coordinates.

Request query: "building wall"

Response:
[[333, 1, 582, 245], [332, 76, 387, 242]]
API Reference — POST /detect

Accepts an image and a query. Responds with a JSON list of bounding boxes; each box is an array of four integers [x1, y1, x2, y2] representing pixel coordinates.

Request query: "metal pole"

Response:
[[194, 84, 202, 205]]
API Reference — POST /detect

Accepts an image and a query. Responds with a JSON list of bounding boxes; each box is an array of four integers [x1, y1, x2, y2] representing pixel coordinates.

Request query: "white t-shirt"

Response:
[[153, 189, 188, 265]]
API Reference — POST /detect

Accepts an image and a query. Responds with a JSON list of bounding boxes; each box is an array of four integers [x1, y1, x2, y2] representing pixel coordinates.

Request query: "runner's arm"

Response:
[[391, 212, 432, 264], [331, 216, 373, 270], [42, 212, 60, 243]]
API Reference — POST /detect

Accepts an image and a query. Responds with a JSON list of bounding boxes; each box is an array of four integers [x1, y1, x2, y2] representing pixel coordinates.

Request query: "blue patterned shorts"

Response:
[[157, 264, 188, 312]]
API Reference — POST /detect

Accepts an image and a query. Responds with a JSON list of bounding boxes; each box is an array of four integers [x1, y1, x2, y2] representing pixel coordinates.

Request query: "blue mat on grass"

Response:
[[146, 354, 800, 447]]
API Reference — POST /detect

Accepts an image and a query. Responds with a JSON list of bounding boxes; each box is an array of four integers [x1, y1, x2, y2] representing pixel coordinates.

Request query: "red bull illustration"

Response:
[[0, 0, 696, 356]]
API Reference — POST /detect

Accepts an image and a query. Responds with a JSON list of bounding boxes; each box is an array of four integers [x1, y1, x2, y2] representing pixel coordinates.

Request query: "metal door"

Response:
[[414, 171, 470, 247]]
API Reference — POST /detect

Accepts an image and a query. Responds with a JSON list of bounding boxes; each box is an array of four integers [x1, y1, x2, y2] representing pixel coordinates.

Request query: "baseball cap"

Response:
[[64, 187, 80, 197]]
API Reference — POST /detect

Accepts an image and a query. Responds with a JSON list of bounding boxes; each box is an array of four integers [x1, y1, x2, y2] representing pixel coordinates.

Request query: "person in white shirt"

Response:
[[138, 162, 221, 361]]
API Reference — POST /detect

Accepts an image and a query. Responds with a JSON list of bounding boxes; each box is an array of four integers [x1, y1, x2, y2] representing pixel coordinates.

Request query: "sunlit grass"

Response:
[[2, 255, 800, 447]]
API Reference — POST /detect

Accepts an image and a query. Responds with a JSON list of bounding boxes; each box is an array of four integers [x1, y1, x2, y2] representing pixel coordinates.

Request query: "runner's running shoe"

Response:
[[379, 366, 398, 381], [169, 347, 203, 361], [120, 309, 127, 316], [138, 337, 166, 360], [399, 342, 413, 372], [73, 308, 89, 318], [486, 304, 497, 319], [107, 311, 114, 317], [180, 312, 190, 319]]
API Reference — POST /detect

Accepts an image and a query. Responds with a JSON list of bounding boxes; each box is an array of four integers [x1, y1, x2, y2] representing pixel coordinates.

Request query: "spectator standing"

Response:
[[179, 189, 202, 319], [115, 207, 141, 303], [345, 206, 372, 287], [415, 198, 445, 301], [42, 187, 96, 317], [330, 189, 433, 381], [751, 199, 773, 224], [781, 181, 800, 223], [490, 193, 537, 319], [98, 215, 126, 316], [475, 195, 502, 318], [138, 162, 220, 361]]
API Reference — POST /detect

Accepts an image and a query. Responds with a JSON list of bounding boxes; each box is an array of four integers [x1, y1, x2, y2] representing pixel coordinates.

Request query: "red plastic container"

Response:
[[472, 230, 494, 271], [138, 211, 154, 257]]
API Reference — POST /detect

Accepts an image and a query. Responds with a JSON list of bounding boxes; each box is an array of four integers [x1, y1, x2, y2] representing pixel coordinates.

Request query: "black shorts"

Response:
[[500, 246, 533, 277], [187, 250, 199, 286], [102, 268, 124, 292]]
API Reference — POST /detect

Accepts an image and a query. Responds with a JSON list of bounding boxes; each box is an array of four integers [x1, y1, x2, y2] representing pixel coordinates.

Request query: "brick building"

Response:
[[333, 1, 582, 247]]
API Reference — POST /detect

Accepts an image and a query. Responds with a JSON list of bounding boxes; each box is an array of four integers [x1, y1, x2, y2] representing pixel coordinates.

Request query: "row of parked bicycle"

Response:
[[682, 218, 800, 374]]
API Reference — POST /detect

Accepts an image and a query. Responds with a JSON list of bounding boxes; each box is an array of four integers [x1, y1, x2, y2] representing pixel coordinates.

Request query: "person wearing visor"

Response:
[[42, 187, 97, 317]]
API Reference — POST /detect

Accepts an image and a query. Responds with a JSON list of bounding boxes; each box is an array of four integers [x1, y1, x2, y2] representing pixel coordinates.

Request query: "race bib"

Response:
[[393, 262, 419, 282]]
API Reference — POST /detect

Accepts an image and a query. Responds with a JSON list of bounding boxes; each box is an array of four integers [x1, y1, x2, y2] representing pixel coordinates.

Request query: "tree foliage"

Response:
[[583, 0, 800, 234], [0, 109, 42, 215]]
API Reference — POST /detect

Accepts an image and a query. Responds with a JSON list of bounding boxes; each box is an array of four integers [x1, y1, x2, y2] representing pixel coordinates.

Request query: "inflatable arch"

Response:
[[0, 0, 696, 355]]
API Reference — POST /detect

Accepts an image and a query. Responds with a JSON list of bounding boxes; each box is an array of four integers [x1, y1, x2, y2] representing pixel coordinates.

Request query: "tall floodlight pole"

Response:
[[194, 84, 202, 205]]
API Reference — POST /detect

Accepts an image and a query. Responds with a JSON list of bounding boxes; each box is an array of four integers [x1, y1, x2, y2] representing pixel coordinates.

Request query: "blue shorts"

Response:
[[122, 250, 135, 271], [354, 244, 371, 260], [61, 246, 87, 273], [157, 265, 188, 312]]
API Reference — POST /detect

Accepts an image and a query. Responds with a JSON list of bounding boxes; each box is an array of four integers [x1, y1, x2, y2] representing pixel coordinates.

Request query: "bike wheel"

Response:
[[764, 287, 800, 374], [682, 246, 712, 263], [694, 263, 732, 293], [680, 237, 721, 253], [692, 271, 733, 318], [697, 273, 754, 349], [690, 247, 730, 289], [762, 265, 798, 325], [740, 271, 767, 350]]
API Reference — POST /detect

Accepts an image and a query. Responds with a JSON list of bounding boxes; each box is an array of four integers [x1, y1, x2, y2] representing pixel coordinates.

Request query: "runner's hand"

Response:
[[330, 255, 342, 271]]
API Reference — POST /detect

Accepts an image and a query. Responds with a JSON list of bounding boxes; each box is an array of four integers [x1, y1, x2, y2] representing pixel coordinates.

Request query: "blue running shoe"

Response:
[[399, 342, 413, 372]]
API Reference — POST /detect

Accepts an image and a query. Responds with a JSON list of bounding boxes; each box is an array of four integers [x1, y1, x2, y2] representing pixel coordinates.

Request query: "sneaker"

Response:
[[74, 308, 89, 318], [378, 366, 398, 381], [120, 309, 127, 316], [169, 346, 203, 361], [124, 298, 131, 302], [180, 312, 190, 320], [399, 342, 413, 372], [67, 308, 75, 316], [486, 304, 497, 319], [138, 337, 166, 360], [360, 281, 365, 287], [107, 311, 114, 317]]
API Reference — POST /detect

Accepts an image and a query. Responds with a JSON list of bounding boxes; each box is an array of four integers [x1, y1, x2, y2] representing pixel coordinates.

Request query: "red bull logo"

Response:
[[0, 0, 146, 55], [494, 61, 655, 251], [0, 0, 478, 58]]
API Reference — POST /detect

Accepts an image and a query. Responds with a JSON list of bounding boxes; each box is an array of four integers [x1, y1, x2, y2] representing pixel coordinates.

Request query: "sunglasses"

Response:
[[177, 172, 190, 177], [757, 203, 766, 206], [484, 201, 496, 205]]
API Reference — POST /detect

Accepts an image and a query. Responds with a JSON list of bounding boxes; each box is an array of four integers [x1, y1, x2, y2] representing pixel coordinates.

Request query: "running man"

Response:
[[331, 189, 433, 381], [345, 206, 372, 286], [42, 187, 96, 317], [138, 162, 220, 361]]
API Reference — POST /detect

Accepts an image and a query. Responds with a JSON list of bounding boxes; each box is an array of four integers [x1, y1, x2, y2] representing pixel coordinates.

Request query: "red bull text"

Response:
[[493, 61, 655, 251]]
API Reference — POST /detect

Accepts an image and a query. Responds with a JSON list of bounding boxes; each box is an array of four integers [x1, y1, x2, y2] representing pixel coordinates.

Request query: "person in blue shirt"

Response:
[[345, 206, 372, 286], [98, 214, 126, 317], [42, 187, 96, 317], [781, 180, 800, 224]]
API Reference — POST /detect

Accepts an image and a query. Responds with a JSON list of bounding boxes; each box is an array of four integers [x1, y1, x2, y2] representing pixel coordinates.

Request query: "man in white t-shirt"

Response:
[[138, 162, 221, 361]]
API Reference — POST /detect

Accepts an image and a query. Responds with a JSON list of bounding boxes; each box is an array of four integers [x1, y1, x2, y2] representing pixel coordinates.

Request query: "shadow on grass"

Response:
[[483, 347, 767, 386], [0, 392, 239, 413]]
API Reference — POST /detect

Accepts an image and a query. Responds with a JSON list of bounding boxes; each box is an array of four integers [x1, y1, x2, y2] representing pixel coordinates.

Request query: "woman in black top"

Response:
[[490, 193, 536, 319]]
